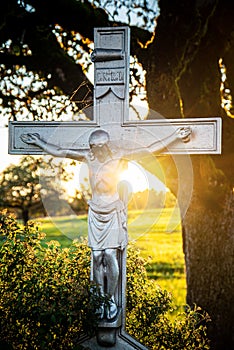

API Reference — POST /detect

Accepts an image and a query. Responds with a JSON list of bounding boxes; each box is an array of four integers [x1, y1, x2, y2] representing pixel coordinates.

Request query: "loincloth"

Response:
[[88, 199, 128, 251]]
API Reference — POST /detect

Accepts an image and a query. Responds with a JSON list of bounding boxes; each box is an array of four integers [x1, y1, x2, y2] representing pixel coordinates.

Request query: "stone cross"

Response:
[[9, 27, 221, 350]]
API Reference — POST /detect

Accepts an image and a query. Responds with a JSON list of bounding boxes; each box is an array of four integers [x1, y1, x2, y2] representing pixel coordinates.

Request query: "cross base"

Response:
[[96, 309, 122, 346], [77, 248, 148, 350], [79, 331, 148, 350]]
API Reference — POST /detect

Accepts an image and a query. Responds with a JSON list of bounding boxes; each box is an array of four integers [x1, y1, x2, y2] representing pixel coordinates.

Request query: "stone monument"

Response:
[[9, 27, 221, 349]]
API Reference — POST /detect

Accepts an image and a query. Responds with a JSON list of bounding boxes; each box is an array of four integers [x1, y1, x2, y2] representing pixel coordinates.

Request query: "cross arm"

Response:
[[118, 126, 191, 159], [114, 117, 222, 155], [8, 121, 96, 155]]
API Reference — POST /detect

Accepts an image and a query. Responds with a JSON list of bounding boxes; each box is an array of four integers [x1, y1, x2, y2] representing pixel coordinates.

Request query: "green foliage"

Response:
[[0, 156, 43, 221], [0, 210, 102, 349], [0, 211, 210, 349], [126, 246, 210, 349], [0, 156, 72, 225]]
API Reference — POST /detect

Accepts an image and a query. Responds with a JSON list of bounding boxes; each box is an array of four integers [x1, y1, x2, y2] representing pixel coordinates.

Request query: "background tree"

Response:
[[129, 189, 177, 210], [69, 178, 91, 214], [0, 1, 234, 348], [128, 189, 164, 210], [0, 156, 69, 224]]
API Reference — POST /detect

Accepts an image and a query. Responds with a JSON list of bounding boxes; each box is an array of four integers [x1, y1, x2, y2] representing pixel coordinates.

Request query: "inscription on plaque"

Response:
[[96, 68, 124, 84]]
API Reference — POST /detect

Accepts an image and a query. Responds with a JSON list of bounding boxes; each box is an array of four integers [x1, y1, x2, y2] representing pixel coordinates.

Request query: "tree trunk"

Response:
[[183, 189, 234, 350], [21, 209, 29, 226]]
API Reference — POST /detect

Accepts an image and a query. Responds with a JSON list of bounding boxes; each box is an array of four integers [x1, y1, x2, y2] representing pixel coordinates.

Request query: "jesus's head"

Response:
[[89, 129, 111, 162]]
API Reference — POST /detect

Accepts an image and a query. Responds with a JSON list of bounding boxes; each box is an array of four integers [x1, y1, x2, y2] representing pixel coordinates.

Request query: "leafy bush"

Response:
[[0, 210, 101, 349], [126, 246, 211, 349], [0, 210, 210, 349]]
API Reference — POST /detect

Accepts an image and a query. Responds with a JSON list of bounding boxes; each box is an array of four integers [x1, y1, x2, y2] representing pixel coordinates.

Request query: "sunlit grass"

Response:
[[37, 208, 186, 312], [128, 208, 186, 313], [36, 214, 87, 246]]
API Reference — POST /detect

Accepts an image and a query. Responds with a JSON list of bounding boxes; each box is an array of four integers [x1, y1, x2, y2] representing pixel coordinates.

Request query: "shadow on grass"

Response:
[[147, 261, 185, 280]]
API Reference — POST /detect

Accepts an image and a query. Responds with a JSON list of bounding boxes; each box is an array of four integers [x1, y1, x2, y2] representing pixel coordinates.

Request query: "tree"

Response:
[[69, 179, 91, 214], [136, 3, 234, 350], [0, 156, 68, 224], [0, 1, 234, 348], [128, 188, 164, 210]]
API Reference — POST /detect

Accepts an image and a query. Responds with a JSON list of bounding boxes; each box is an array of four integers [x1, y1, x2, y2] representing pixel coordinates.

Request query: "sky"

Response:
[[0, 126, 21, 172]]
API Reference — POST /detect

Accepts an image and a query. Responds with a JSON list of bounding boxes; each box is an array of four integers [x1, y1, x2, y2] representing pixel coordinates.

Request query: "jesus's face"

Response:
[[90, 141, 110, 162]]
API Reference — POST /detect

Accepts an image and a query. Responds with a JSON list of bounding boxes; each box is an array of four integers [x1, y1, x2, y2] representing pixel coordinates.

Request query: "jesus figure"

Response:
[[21, 126, 191, 321]]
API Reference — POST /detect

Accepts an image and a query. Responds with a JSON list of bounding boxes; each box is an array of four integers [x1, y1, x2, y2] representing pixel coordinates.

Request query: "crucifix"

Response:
[[9, 27, 221, 349]]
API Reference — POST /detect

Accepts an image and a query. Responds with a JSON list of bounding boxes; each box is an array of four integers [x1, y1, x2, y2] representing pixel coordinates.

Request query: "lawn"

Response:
[[37, 207, 186, 312]]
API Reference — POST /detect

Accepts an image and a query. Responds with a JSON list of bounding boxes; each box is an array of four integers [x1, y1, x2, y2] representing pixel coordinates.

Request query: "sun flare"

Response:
[[63, 160, 166, 197], [120, 161, 151, 193]]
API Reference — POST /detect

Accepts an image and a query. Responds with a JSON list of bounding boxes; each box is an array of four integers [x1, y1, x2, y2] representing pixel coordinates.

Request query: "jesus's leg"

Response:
[[104, 248, 119, 320], [92, 250, 105, 318]]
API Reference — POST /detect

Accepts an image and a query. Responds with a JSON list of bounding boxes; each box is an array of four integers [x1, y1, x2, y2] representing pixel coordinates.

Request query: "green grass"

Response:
[[36, 214, 88, 246], [36, 208, 186, 311], [128, 208, 186, 312]]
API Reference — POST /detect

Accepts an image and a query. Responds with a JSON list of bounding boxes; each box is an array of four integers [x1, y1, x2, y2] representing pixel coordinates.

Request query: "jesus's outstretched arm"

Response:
[[120, 126, 192, 159], [20, 133, 88, 161]]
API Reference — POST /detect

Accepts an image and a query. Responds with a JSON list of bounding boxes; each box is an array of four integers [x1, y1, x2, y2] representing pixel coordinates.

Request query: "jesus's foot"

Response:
[[96, 302, 105, 320], [106, 297, 118, 320]]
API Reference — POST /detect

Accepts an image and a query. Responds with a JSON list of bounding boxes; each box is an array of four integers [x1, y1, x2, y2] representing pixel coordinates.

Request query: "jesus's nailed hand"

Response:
[[20, 133, 40, 145], [176, 127, 192, 143]]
